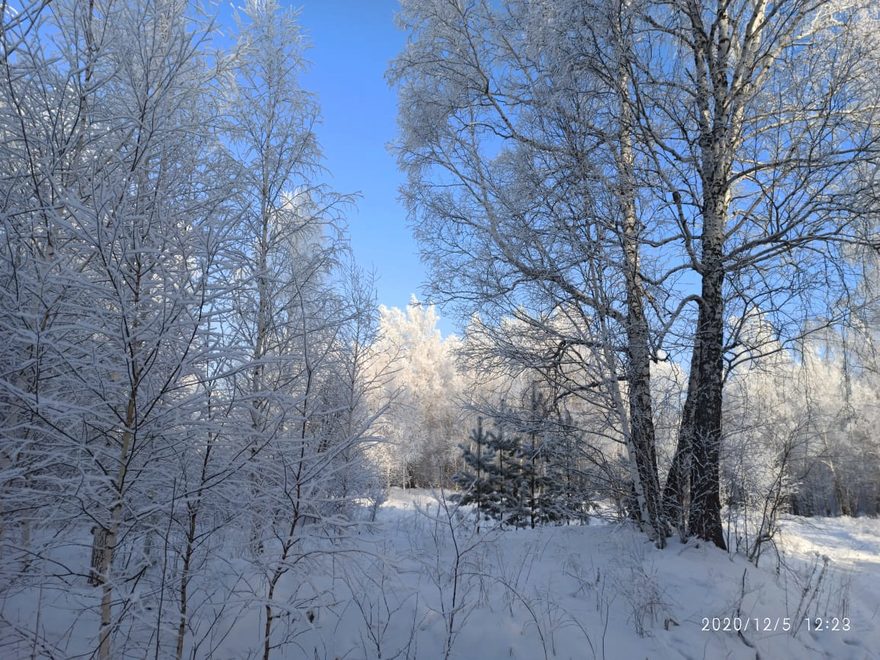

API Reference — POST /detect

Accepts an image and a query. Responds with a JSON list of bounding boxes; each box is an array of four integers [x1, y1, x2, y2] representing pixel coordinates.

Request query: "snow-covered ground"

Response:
[[3, 489, 879, 659], [347, 490, 879, 660]]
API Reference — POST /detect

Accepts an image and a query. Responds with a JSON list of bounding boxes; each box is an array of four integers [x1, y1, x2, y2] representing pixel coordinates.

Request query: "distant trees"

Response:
[[715, 319, 880, 565], [368, 300, 466, 487]]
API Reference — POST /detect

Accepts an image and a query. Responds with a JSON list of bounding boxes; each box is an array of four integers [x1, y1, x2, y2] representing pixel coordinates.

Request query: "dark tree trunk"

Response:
[[662, 349, 699, 536], [687, 259, 726, 550]]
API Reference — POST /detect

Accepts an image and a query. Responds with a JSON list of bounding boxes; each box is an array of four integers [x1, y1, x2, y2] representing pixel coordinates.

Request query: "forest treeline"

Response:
[[1, 0, 879, 658]]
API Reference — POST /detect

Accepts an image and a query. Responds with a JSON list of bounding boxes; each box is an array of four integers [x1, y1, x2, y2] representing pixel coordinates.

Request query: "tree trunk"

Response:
[[618, 48, 667, 546], [687, 253, 727, 550], [662, 344, 700, 536], [97, 389, 137, 660], [624, 292, 666, 545], [673, 4, 738, 551]]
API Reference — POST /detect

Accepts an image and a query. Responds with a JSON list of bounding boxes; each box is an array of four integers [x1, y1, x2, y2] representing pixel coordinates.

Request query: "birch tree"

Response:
[[65, 3, 222, 653], [390, 0, 674, 543], [645, 0, 880, 547], [1, 0, 233, 655], [221, 0, 326, 549], [219, 4, 384, 655]]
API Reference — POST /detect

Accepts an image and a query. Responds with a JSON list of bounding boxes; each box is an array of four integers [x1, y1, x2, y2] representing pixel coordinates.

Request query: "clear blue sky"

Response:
[[293, 0, 456, 336]]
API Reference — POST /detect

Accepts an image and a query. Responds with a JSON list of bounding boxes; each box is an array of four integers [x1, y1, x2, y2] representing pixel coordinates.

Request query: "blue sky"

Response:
[[292, 0, 456, 336]]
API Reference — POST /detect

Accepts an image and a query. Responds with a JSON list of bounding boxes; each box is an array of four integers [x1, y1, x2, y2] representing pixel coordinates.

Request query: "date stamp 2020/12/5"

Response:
[[701, 617, 851, 633]]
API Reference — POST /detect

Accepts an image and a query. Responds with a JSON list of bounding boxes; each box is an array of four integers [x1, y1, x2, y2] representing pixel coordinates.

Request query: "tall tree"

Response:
[[221, 0, 326, 548], [392, 0, 880, 549], [0, 0, 227, 655], [645, 0, 880, 547], [390, 0, 673, 545]]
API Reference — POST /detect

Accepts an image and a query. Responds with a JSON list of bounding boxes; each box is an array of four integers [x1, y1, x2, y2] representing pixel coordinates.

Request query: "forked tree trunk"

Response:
[[662, 342, 700, 536]]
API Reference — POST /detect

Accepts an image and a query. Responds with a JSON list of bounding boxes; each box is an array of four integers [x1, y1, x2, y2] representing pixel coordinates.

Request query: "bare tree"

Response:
[[642, 0, 880, 547], [0, 0, 383, 656], [391, 0, 880, 550], [2, 1, 240, 656], [390, 0, 674, 545]]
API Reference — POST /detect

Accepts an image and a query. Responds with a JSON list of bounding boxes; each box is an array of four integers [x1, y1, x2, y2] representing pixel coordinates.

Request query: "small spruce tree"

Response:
[[456, 400, 594, 528], [456, 419, 525, 527]]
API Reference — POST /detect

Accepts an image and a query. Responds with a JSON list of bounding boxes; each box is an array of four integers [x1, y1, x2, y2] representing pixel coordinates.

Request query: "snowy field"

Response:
[[2, 488, 879, 659]]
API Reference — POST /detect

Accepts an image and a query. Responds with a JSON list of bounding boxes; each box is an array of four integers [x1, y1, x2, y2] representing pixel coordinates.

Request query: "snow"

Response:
[[3, 489, 879, 659]]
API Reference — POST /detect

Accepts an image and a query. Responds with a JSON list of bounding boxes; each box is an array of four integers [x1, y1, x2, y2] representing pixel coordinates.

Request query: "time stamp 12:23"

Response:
[[701, 617, 852, 632]]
